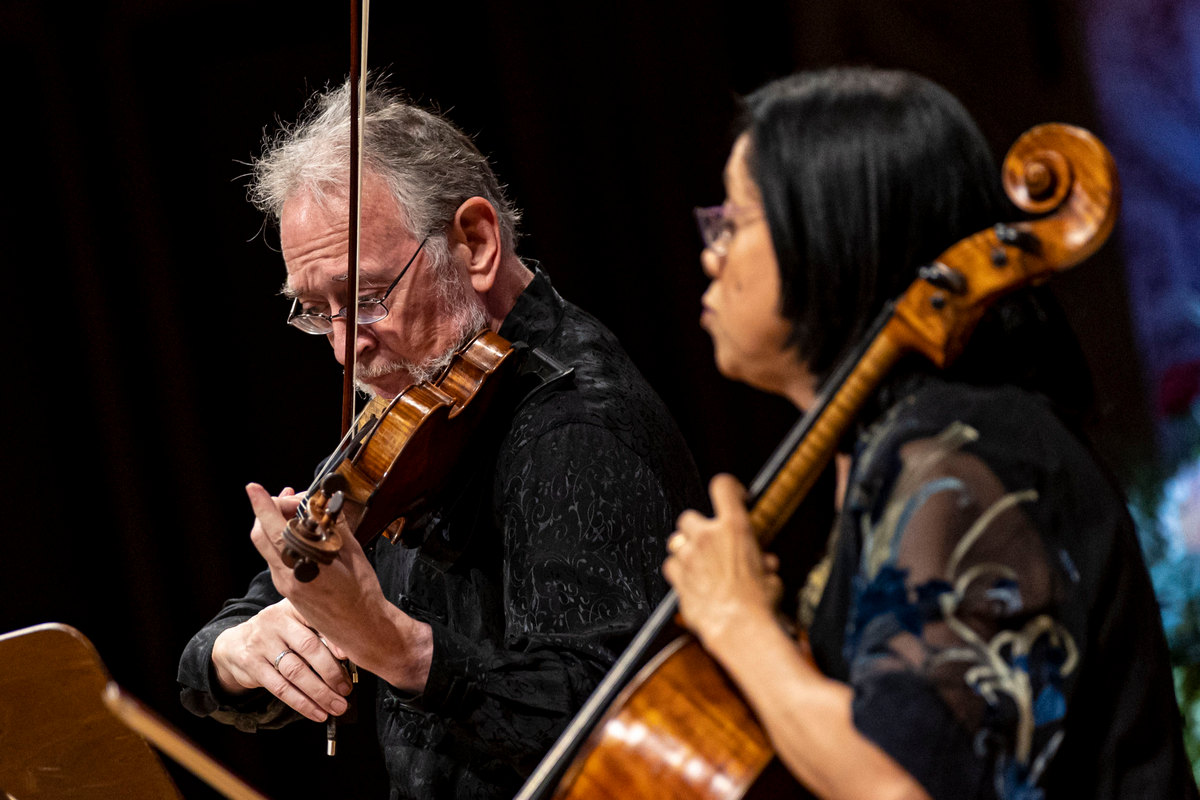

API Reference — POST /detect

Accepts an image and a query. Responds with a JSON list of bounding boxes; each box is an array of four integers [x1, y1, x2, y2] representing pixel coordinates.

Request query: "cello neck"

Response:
[[745, 302, 904, 544]]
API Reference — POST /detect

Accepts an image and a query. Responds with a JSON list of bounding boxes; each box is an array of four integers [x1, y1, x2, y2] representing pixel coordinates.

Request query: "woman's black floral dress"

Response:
[[805, 377, 1198, 800]]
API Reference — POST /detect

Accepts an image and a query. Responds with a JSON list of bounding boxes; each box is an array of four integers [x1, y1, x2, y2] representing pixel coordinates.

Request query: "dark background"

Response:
[[1, 1, 1163, 797]]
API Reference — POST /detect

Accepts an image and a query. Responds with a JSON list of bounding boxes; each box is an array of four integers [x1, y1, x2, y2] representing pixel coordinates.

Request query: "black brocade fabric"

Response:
[[177, 270, 703, 799], [806, 377, 1198, 800]]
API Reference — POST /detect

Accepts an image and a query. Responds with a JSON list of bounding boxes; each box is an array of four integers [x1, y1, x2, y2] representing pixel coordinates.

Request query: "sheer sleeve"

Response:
[[845, 421, 1076, 800]]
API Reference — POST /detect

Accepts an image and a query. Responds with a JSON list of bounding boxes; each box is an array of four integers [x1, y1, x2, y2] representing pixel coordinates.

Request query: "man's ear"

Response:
[[449, 197, 502, 293]]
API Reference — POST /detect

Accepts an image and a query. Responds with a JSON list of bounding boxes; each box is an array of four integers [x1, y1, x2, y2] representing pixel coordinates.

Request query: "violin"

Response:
[[280, 328, 523, 582], [514, 122, 1120, 800]]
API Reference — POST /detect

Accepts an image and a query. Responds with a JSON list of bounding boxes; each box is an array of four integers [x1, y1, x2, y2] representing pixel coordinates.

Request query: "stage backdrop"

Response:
[[1, 1, 1196, 797]]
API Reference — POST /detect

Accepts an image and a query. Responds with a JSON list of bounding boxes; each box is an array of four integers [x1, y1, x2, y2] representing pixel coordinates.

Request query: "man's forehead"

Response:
[[280, 187, 347, 235]]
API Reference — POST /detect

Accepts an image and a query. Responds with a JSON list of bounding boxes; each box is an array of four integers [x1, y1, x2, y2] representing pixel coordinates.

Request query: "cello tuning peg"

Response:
[[993, 223, 1041, 254], [918, 262, 968, 295]]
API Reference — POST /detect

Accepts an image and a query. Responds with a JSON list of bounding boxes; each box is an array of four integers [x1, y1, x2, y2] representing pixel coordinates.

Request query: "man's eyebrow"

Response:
[[280, 280, 343, 299], [281, 271, 393, 298]]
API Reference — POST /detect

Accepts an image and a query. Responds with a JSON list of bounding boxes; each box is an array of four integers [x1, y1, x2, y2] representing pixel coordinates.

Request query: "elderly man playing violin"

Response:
[[178, 79, 701, 800]]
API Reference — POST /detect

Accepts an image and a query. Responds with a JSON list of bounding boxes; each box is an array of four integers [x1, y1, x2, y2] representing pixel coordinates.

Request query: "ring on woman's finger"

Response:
[[273, 648, 295, 670], [667, 533, 687, 554]]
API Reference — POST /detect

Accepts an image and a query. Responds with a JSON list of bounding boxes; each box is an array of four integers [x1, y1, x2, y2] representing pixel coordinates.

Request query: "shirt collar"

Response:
[[497, 266, 566, 349]]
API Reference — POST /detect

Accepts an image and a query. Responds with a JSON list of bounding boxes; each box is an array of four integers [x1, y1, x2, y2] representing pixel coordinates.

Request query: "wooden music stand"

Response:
[[0, 623, 268, 800]]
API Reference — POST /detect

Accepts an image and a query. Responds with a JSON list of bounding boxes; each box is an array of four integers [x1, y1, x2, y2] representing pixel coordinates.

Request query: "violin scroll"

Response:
[[281, 474, 349, 583]]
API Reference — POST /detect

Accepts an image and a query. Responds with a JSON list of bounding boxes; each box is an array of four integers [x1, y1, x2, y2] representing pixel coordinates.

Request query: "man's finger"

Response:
[[246, 483, 289, 568], [292, 634, 353, 696], [246, 482, 288, 527], [277, 493, 304, 518], [258, 660, 342, 722]]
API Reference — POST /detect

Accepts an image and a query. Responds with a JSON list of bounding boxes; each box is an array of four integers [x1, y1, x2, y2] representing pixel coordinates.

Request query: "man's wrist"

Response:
[[211, 628, 252, 696], [363, 606, 433, 692]]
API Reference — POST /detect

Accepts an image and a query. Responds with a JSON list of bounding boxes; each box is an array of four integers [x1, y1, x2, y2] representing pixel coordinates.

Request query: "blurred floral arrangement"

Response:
[[1128, 393, 1200, 780]]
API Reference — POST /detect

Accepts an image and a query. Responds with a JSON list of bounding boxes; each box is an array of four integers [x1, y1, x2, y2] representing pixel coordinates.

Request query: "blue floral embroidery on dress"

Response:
[[846, 565, 929, 661], [985, 577, 1023, 614], [892, 476, 966, 546], [1033, 685, 1066, 726], [996, 758, 1045, 800], [1029, 640, 1070, 726], [856, 566, 921, 630], [848, 421, 1079, 800], [915, 578, 954, 616]]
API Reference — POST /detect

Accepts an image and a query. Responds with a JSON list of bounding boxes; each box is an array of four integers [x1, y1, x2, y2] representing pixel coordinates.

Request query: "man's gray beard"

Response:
[[354, 299, 490, 397]]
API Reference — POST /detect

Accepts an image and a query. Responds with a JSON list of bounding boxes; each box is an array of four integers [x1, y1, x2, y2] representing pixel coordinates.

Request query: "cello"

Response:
[[515, 121, 1119, 800]]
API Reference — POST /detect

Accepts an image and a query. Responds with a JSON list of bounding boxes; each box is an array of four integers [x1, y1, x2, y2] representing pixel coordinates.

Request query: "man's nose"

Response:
[[329, 320, 376, 364]]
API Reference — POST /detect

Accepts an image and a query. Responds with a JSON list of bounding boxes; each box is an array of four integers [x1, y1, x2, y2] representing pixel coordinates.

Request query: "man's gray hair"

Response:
[[249, 77, 521, 255]]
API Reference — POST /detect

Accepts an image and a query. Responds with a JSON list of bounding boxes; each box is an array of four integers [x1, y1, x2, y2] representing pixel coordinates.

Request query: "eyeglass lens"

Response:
[[694, 205, 729, 251], [286, 237, 428, 334]]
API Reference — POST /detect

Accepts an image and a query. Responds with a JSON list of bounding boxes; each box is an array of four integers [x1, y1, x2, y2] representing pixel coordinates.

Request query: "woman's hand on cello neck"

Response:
[[663, 473, 784, 653]]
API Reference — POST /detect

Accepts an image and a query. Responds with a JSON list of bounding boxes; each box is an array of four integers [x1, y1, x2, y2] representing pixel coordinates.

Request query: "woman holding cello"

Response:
[[663, 67, 1198, 799]]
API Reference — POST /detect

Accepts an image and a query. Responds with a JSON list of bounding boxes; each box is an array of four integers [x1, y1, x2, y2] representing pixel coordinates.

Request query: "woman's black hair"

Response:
[[738, 66, 1093, 423]]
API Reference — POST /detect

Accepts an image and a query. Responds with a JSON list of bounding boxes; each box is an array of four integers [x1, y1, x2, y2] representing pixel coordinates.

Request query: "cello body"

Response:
[[553, 635, 796, 800]]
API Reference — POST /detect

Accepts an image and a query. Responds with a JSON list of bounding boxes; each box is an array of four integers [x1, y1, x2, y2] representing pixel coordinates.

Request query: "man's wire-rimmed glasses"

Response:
[[286, 237, 429, 334]]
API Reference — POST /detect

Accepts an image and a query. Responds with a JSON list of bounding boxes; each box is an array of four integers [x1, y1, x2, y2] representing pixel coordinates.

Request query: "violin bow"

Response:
[[325, 0, 369, 756], [343, 0, 369, 436]]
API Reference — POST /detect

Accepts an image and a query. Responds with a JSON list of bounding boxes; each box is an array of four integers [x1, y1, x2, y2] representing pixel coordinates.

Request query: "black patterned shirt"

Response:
[[178, 269, 703, 799]]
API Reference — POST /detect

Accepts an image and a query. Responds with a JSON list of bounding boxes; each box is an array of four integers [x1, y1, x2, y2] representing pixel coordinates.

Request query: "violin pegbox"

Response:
[[281, 473, 350, 583]]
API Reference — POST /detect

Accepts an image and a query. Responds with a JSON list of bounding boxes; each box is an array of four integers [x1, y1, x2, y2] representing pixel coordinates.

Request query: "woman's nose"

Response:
[[700, 246, 722, 279]]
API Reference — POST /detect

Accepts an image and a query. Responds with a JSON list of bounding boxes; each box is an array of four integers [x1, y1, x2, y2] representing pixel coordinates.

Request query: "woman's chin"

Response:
[[710, 345, 740, 383]]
